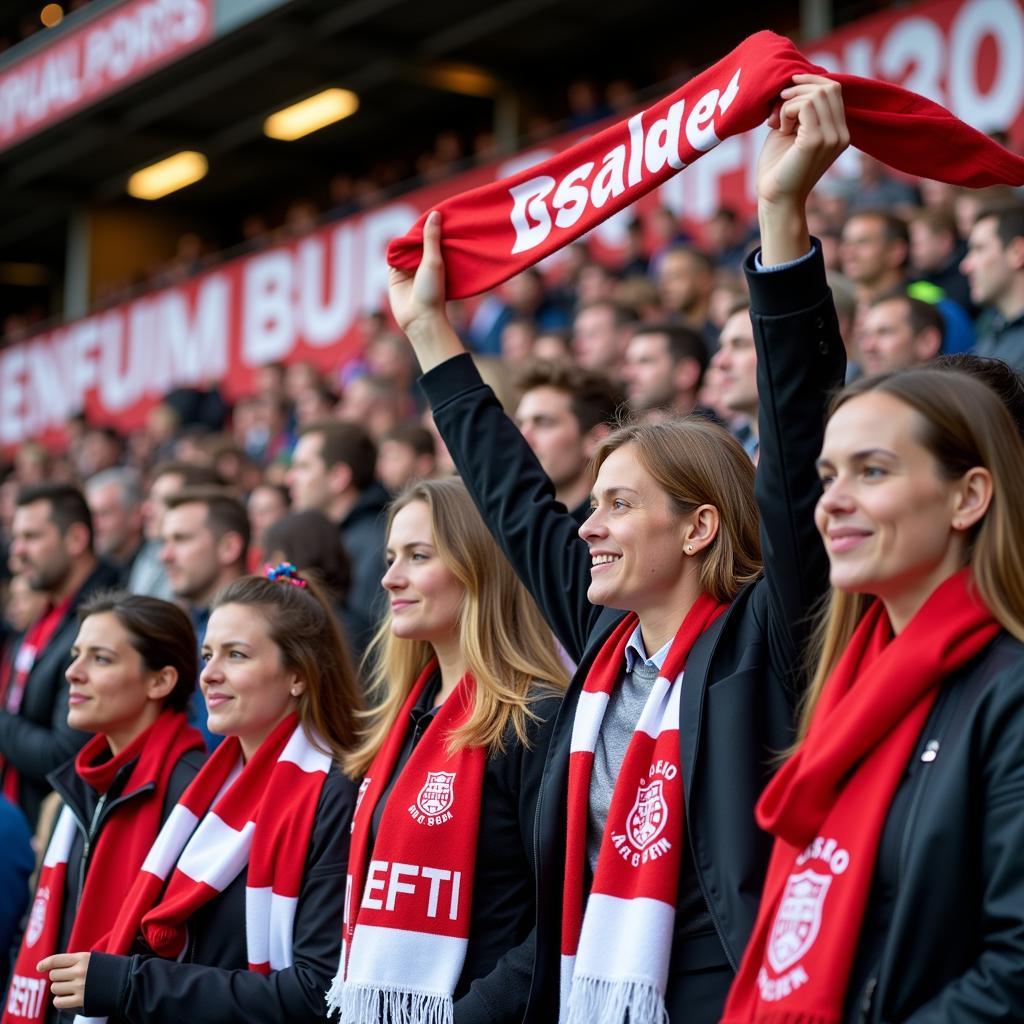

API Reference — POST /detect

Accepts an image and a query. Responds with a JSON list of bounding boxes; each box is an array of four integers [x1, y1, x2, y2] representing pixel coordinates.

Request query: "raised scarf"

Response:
[[79, 714, 330, 1023], [2, 710, 203, 1024], [388, 30, 1024, 300], [0, 599, 70, 805], [561, 593, 727, 1024], [721, 569, 1000, 1023], [326, 662, 485, 1024]]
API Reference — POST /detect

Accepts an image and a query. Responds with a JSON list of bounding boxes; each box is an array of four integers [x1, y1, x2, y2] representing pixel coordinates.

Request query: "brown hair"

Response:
[[78, 590, 197, 712], [298, 419, 377, 490], [348, 478, 568, 776], [590, 418, 761, 602], [165, 486, 251, 553], [262, 510, 352, 600], [211, 575, 362, 765], [514, 359, 626, 434], [799, 368, 1024, 740]]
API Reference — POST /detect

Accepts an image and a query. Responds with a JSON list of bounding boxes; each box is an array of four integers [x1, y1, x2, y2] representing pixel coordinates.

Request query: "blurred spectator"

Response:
[[14, 442, 51, 486], [656, 245, 717, 349], [164, 382, 228, 433], [284, 360, 322, 405], [621, 219, 650, 278], [826, 271, 858, 361], [295, 381, 339, 425], [575, 263, 619, 306], [0, 795, 32, 989], [513, 361, 624, 521], [364, 333, 421, 406], [468, 268, 571, 355], [161, 487, 250, 749], [962, 203, 1024, 370], [287, 421, 388, 658], [2, 484, 119, 829], [84, 468, 145, 585], [705, 206, 753, 269], [205, 437, 263, 493], [75, 426, 124, 480], [858, 294, 944, 376], [708, 268, 749, 331], [337, 374, 405, 440], [567, 79, 610, 129], [621, 323, 709, 420], [128, 460, 223, 600], [4, 575, 48, 634], [840, 210, 909, 308], [532, 328, 574, 363], [909, 206, 974, 313], [377, 424, 437, 495], [847, 156, 921, 213], [243, 394, 293, 463], [139, 402, 182, 466], [173, 425, 212, 465], [710, 302, 760, 461], [247, 482, 291, 564], [261, 510, 356, 655], [421, 409, 456, 477], [500, 316, 537, 367], [572, 300, 636, 376]]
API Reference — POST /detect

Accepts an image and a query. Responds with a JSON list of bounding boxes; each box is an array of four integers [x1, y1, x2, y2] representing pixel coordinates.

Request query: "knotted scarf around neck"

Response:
[[76, 713, 331, 1024], [2, 710, 204, 1024], [561, 593, 727, 1024], [388, 30, 1024, 300], [327, 661, 485, 1024], [721, 569, 1000, 1024]]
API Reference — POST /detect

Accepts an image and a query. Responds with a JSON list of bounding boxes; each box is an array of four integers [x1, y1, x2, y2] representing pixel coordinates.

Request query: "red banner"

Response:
[[0, 0, 214, 151], [2, 0, 1022, 448]]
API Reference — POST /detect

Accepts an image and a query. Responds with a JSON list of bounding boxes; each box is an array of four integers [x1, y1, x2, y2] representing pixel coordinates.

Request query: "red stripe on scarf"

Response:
[[2, 711, 203, 1024], [387, 30, 1024, 300], [722, 569, 1000, 1023]]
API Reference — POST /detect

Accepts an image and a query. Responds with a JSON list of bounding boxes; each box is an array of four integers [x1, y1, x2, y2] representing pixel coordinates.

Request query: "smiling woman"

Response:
[[42, 572, 364, 1024]]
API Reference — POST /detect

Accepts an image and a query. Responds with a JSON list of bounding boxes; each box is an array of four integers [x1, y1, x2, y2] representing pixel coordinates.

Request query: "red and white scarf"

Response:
[[561, 594, 727, 1024], [388, 31, 1024, 300], [2, 710, 204, 1024], [89, 713, 330, 1020], [721, 569, 999, 1023], [327, 662, 485, 1024]]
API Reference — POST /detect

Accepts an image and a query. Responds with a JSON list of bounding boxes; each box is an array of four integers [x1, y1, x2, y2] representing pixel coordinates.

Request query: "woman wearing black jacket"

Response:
[[326, 477, 568, 1024], [722, 368, 1024, 1024], [40, 571, 363, 1024], [6, 592, 205, 1024], [388, 78, 849, 1024]]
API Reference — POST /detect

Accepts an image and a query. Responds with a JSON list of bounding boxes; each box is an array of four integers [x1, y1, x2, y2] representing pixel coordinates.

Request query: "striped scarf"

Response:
[[85, 713, 330, 1023], [560, 594, 726, 1024]]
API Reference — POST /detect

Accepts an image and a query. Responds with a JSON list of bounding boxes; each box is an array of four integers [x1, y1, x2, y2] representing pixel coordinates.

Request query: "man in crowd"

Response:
[[85, 467, 145, 586], [513, 361, 624, 522], [377, 423, 437, 496], [0, 484, 119, 828], [857, 293, 944, 376], [571, 300, 635, 377], [839, 209, 908, 308], [963, 203, 1024, 370], [621, 323, 709, 421], [656, 245, 717, 348], [710, 303, 760, 461], [128, 460, 222, 599], [160, 486, 249, 748], [908, 206, 973, 313], [287, 420, 388, 657]]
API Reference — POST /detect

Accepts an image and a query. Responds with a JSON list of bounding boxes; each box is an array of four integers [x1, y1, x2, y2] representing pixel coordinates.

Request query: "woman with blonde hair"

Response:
[[722, 368, 1024, 1023], [390, 77, 850, 1024], [327, 476, 568, 1024]]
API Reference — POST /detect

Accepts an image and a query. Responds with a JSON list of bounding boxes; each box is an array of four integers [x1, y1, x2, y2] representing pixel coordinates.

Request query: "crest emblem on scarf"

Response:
[[26, 885, 49, 947], [626, 778, 668, 850], [767, 869, 833, 973], [416, 771, 456, 817]]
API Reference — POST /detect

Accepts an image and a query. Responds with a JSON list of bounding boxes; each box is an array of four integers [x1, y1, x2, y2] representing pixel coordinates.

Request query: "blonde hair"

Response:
[[797, 369, 1024, 740], [345, 478, 568, 777], [590, 417, 762, 602]]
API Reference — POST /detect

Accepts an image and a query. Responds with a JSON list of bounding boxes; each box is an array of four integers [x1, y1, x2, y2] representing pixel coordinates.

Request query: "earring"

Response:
[[290, 688, 300, 697], [686, 544, 694, 553]]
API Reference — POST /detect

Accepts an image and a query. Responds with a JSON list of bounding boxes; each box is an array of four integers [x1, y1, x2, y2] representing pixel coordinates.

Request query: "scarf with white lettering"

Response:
[[721, 569, 999, 1023], [561, 593, 727, 1024], [89, 713, 330, 1019], [326, 662, 484, 1024], [2, 711, 203, 1024], [388, 30, 1024, 300]]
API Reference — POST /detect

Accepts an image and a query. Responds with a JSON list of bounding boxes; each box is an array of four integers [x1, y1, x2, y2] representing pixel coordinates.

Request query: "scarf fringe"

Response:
[[566, 975, 669, 1024], [326, 981, 453, 1024]]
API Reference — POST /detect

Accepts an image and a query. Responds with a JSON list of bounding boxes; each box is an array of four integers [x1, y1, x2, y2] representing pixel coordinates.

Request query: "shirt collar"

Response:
[[623, 623, 672, 675]]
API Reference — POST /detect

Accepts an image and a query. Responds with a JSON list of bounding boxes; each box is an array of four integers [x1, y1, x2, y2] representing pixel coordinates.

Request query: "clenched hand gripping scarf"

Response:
[[388, 30, 1024, 300], [721, 569, 999, 1023], [561, 593, 727, 1024], [327, 662, 485, 1024]]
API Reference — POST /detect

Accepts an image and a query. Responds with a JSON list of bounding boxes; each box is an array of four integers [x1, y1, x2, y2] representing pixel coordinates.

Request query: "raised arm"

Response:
[[390, 218, 600, 659], [746, 77, 849, 697]]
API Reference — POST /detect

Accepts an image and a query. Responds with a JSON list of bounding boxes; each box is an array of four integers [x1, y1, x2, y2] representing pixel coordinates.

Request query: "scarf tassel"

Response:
[[326, 982, 454, 1024], [566, 976, 669, 1024]]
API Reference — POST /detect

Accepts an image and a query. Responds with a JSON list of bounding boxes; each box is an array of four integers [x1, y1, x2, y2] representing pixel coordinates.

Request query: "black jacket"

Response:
[[83, 765, 357, 1024], [45, 744, 206, 1024], [420, 245, 845, 1023], [339, 482, 389, 661], [0, 560, 122, 829], [841, 632, 1024, 1024]]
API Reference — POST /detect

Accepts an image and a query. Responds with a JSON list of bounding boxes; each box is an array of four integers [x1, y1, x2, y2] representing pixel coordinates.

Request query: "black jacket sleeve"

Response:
[[83, 768, 356, 1024], [453, 693, 561, 1024], [420, 358, 599, 661], [0, 681, 88, 780], [744, 244, 846, 700]]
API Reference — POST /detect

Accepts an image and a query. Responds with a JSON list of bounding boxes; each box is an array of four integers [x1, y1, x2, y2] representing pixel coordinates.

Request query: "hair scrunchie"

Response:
[[264, 561, 308, 588]]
